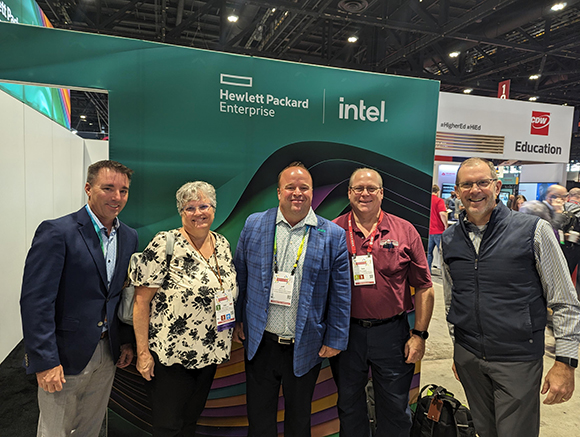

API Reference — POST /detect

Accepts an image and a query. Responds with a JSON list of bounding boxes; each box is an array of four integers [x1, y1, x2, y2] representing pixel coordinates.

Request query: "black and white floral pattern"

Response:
[[130, 229, 237, 369]]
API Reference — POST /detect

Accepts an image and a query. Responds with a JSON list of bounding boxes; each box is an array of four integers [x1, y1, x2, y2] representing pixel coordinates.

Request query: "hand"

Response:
[[452, 362, 460, 381], [136, 351, 155, 381], [405, 334, 426, 364], [117, 343, 134, 368], [319, 345, 341, 358], [232, 322, 245, 343], [36, 365, 66, 393], [541, 361, 575, 404], [552, 198, 565, 213]]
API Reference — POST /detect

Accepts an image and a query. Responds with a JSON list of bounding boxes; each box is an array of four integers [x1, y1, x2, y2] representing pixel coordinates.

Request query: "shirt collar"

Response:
[[85, 204, 120, 233], [276, 207, 318, 228], [352, 210, 388, 234], [462, 215, 487, 233]]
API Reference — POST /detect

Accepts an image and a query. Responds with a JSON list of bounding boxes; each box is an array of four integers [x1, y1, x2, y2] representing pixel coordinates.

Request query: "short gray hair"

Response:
[[519, 200, 551, 222], [455, 158, 496, 184], [176, 181, 217, 213]]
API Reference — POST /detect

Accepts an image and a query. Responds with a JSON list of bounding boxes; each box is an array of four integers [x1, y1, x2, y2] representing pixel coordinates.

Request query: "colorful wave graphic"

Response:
[[112, 143, 432, 436]]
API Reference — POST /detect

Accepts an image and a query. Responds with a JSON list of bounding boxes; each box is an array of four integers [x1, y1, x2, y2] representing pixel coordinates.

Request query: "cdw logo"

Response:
[[531, 111, 550, 136]]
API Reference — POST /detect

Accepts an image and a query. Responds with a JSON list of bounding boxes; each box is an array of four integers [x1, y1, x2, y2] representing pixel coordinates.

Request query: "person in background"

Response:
[[511, 194, 527, 211], [233, 162, 351, 437], [443, 157, 580, 437], [20, 160, 138, 437], [543, 185, 568, 222], [330, 168, 434, 437], [507, 194, 515, 209], [446, 191, 457, 221], [428, 184, 448, 272], [568, 188, 580, 205], [132, 181, 237, 436]]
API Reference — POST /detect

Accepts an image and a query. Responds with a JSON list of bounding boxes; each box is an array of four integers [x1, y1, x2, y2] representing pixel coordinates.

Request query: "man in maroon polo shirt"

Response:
[[330, 168, 434, 437]]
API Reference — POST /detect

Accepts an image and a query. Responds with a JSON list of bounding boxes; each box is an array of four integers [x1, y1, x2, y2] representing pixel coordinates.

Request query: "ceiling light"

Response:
[[529, 74, 540, 80], [348, 36, 358, 43], [271, 8, 276, 12], [529, 96, 538, 101], [227, 14, 239, 23], [71, 129, 78, 134], [449, 51, 460, 58], [463, 89, 473, 94], [80, 115, 86, 119], [551, 2, 567, 11]]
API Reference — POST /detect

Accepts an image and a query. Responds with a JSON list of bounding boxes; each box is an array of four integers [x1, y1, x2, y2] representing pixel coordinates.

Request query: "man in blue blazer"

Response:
[[233, 162, 351, 437], [20, 160, 139, 437]]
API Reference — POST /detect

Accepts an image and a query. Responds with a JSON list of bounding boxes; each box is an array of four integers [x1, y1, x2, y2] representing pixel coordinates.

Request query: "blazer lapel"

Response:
[[298, 222, 324, 308], [261, 209, 277, 293], [108, 224, 130, 296], [78, 209, 108, 290]]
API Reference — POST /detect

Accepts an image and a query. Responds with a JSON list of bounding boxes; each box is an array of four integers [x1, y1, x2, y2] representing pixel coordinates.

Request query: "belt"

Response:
[[351, 312, 405, 328], [264, 331, 295, 345]]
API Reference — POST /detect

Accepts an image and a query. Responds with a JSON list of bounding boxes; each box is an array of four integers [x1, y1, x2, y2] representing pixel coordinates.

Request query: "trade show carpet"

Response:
[[0, 341, 108, 437]]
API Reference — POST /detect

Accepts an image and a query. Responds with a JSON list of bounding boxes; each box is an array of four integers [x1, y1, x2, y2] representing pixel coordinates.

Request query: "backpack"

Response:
[[117, 232, 175, 325], [411, 384, 476, 437]]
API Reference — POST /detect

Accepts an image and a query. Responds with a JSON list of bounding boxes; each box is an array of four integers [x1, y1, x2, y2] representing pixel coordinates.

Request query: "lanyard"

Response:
[[348, 211, 383, 257], [274, 225, 310, 275], [191, 232, 224, 290]]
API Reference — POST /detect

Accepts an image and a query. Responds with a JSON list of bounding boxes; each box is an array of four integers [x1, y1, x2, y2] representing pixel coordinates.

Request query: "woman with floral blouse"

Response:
[[131, 181, 237, 436]]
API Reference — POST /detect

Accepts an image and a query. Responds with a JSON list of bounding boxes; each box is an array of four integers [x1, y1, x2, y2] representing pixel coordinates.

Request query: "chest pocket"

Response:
[[376, 245, 407, 275]]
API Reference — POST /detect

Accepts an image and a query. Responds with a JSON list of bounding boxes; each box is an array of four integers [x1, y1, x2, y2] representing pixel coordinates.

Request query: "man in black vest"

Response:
[[442, 157, 580, 437]]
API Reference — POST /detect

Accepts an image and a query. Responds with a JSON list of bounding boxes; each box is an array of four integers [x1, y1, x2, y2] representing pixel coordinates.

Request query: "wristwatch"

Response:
[[555, 356, 578, 368], [411, 329, 429, 340]]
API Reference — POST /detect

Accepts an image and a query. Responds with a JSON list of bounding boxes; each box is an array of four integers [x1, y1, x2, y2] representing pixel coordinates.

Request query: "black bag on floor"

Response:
[[411, 384, 476, 437]]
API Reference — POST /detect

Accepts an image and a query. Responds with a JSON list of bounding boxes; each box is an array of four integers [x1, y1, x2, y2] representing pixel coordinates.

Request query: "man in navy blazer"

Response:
[[233, 162, 351, 437], [20, 160, 139, 437]]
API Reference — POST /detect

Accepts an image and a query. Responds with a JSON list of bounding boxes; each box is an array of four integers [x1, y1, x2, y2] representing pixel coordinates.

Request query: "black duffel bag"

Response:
[[411, 384, 476, 437]]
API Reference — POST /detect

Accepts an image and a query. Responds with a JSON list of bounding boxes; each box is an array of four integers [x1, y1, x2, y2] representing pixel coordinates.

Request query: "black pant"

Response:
[[330, 315, 415, 437], [245, 332, 322, 437], [145, 351, 217, 437]]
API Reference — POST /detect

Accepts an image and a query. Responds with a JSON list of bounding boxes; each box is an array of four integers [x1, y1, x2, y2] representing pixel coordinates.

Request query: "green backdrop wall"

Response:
[[0, 21, 439, 436]]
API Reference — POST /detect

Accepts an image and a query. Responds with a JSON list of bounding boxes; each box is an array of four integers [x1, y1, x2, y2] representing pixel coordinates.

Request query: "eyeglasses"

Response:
[[547, 194, 567, 200], [350, 186, 382, 194], [183, 204, 213, 214], [457, 179, 497, 190]]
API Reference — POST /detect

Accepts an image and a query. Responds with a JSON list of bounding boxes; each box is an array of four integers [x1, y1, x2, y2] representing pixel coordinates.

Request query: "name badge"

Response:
[[352, 255, 376, 286], [215, 288, 236, 332], [270, 272, 294, 306]]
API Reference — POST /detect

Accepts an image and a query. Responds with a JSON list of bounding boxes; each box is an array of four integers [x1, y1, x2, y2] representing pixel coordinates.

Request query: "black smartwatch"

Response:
[[555, 356, 578, 368], [411, 329, 429, 340]]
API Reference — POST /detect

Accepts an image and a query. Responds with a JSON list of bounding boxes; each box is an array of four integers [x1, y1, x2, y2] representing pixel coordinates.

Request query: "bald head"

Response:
[[546, 184, 568, 206], [349, 168, 383, 188], [568, 188, 580, 204]]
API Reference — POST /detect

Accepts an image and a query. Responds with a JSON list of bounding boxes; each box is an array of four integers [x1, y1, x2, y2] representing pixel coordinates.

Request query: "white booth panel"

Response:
[[52, 123, 74, 216], [24, 106, 55, 246], [0, 91, 27, 362]]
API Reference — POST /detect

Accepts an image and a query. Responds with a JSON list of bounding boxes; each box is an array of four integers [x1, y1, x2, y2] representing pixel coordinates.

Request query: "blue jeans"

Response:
[[428, 233, 442, 272]]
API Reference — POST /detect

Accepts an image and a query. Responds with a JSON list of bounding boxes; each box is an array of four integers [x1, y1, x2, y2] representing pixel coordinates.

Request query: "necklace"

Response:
[[184, 229, 223, 289], [182, 228, 214, 260]]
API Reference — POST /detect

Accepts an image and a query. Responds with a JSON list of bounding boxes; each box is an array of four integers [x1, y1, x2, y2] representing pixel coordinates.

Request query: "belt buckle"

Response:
[[277, 336, 294, 345], [360, 320, 373, 328]]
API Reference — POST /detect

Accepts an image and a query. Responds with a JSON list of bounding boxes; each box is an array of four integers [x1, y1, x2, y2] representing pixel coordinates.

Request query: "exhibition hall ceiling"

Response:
[[38, 0, 580, 157]]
